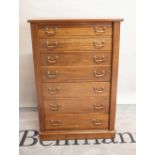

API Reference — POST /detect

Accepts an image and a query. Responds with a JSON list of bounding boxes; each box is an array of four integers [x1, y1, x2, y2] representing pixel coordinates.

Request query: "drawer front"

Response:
[[39, 38, 112, 51], [41, 52, 112, 66], [42, 82, 110, 98], [43, 96, 110, 114], [38, 24, 112, 38], [41, 66, 111, 82], [45, 113, 109, 130]]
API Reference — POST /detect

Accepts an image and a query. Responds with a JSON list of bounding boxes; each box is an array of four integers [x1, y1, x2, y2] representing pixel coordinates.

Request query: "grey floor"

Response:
[[19, 104, 136, 155]]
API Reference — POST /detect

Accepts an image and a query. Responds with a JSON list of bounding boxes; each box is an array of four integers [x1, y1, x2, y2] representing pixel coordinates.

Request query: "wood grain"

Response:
[[40, 129, 115, 140], [30, 23, 45, 131], [42, 82, 110, 98], [40, 52, 112, 66], [38, 24, 112, 38], [39, 37, 112, 51], [45, 113, 109, 130], [43, 96, 110, 114], [28, 19, 122, 140], [41, 66, 111, 82], [109, 22, 120, 130]]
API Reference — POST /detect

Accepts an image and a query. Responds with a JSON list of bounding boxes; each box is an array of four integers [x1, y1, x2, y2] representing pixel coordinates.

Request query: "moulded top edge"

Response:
[[27, 18, 124, 23]]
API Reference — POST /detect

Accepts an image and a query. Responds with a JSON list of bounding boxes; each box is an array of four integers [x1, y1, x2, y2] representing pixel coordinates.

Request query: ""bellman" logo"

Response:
[[19, 130, 136, 147]]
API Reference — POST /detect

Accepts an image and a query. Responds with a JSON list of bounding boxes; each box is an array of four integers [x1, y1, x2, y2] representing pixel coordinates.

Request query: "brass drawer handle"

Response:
[[94, 26, 106, 34], [47, 56, 59, 64], [94, 70, 105, 78], [47, 71, 58, 79], [48, 88, 59, 95], [93, 103, 104, 110], [93, 119, 103, 125], [94, 87, 104, 93], [49, 104, 61, 111], [93, 41, 104, 48], [45, 27, 57, 36], [50, 120, 62, 126], [94, 55, 105, 63], [46, 41, 58, 49]]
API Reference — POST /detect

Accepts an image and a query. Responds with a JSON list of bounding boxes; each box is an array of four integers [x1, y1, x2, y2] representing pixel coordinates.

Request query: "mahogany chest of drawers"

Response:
[[28, 19, 123, 140]]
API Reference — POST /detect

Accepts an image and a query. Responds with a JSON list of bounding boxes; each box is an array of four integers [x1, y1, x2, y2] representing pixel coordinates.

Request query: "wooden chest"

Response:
[[28, 19, 123, 140]]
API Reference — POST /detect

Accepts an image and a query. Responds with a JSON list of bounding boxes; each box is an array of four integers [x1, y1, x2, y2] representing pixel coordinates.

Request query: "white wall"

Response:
[[19, 0, 136, 107]]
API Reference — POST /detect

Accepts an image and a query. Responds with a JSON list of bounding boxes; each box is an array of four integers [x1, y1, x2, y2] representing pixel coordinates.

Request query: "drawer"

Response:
[[40, 52, 112, 66], [42, 82, 110, 98], [43, 97, 110, 114], [39, 37, 112, 51], [38, 24, 112, 38], [45, 113, 109, 130], [41, 66, 111, 82]]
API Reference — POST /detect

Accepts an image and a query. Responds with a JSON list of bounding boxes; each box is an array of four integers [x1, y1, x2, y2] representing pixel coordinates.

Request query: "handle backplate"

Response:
[[46, 41, 58, 49], [45, 27, 57, 36], [94, 87, 105, 93], [94, 26, 106, 34], [47, 56, 59, 64], [48, 88, 59, 95], [49, 104, 61, 111], [94, 70, 105, 78], [93, 103, 104, 110], [92, 119, 103, 125], [50, 120, 62, 126], [93, 41, 104, 48], [47, 71, 58, 79], [94, 55, 105, 64]]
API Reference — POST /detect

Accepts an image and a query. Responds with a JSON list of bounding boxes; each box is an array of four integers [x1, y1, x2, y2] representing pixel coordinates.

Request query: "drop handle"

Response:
[[94, 87, 104, 93], [94, 55, 105, 63], [47, 71, 58, 78], [93, 119, 103, 125], [94, 70, 105, 78], [46, 41, 58, 49], [93, 41, 104, 48], [94, 26, 106, 33], [48, 88, 59, 95], [50, 120, 62, 126], [47, 56, 59, 64], [93, 104, 104, 110], [45, 27, 57, 36], [49, 104, 61, 111]]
